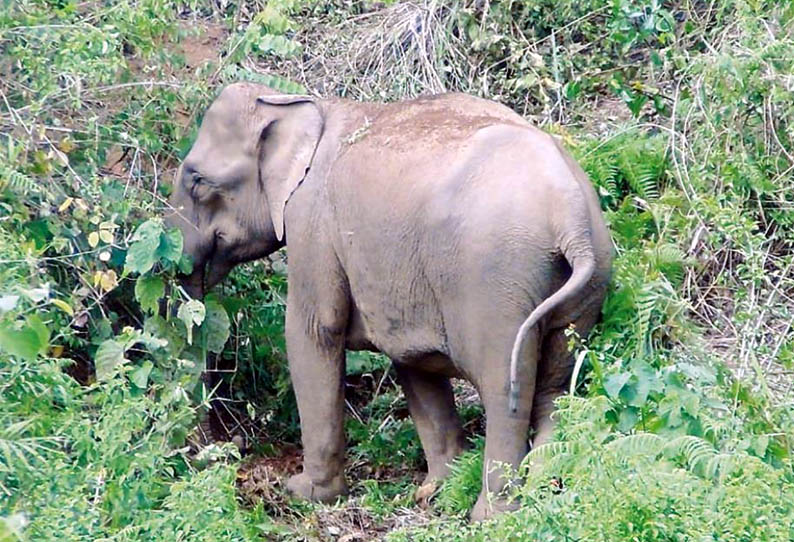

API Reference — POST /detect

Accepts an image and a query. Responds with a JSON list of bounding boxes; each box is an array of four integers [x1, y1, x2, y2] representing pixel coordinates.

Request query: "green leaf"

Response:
[[158, 227, 184, 264], [604, 372, 631, 400], [135, 275, 165, 314], [144, 315, 185, 358], [0, 323, 43, 361], [94, 328, 150, 381], [137, 331, 168, 352], [25, 315, 50, 353], [178, 299, 206, 345], [617, 407, 639, 431], [130, 361, 154, 388], [203, 296, 230, 354], [51, 298, 74, 315], [95, 339, 128, 381], [124, 220, 164, 275], [626, 362, 663, 407], [177, 254, 194, 275], [680, 389, 701, 416]]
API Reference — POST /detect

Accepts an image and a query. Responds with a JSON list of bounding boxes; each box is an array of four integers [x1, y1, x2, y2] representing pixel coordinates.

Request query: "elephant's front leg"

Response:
[[285, 301, 348, 502]]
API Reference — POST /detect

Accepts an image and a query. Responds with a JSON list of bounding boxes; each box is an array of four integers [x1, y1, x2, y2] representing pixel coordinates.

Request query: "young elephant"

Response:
[[167, 82, 612, 520]]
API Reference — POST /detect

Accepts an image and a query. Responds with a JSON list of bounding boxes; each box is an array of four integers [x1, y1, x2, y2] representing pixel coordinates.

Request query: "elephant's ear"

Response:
[[257, 94, 323, 242]]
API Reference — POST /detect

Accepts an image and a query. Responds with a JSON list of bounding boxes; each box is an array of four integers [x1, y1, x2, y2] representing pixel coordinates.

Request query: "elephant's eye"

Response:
[[187, 173, 205, 197]]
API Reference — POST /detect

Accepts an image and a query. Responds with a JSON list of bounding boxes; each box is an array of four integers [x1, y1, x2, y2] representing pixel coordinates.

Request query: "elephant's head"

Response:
[[166, 83, 323, 298]]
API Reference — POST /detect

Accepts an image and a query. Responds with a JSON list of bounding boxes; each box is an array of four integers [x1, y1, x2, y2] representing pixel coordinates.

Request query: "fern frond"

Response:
[[614, 135, 667, 200], [0, 164, 39, 195], [654, 244, 685, 265], [634, 286, 659, 354], [523, 440, 578, 469], [436, 439, 484, 515], [703, 452, 739, 479], [635, 163, 661, 200], [662, 435, 716, 473], [650, 243, 687, 285], [605, 433, 665, 458], [0, 418, 62, 474], [588, 158, 620, 199]]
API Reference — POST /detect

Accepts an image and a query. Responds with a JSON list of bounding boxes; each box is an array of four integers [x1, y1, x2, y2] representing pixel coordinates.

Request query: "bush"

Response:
[[391, 397, 794, 542]]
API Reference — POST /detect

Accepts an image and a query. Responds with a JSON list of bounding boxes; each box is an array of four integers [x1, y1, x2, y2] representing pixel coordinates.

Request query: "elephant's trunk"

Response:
[[165, 169, 212, 300]]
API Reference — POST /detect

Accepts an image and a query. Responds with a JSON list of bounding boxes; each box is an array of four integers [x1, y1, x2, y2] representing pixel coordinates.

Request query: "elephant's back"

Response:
[[358, 93, 529, 147]]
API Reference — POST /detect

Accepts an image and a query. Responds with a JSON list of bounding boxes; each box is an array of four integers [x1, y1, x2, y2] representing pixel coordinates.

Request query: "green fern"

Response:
[[662, 435, 716, 474], [435, 438, 484, 516], [220, 65, 306, 94], [0, 418, 62, 495], [587, 156, 621, 200], [634, 283, 660, 356], [579, 132, 668, 204], [702, 452, 740, 479], [523, 440, 579, 469], [605, 433, 665, 458], [649, 243, 687, 285], [0, 164, 38, 195], [621, 156, 661, 200]]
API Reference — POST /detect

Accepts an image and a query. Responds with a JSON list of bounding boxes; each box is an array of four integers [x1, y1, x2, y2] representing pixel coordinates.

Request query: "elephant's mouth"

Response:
[[179, 261, 206, 300], [178, 231, 222, 300], [205, 251, 235, 292], [178, 229, 270, 300], [180, 250, 236, 301]]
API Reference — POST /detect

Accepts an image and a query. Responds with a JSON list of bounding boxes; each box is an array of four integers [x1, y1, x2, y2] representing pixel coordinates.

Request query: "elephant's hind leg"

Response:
[[470, 325, 539, 522], [531, 312, 600, 451], [394, 363, 466, 485]]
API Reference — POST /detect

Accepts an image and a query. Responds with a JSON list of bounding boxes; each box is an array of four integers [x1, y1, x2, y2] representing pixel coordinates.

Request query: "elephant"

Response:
[[166, 82, 612, 520]]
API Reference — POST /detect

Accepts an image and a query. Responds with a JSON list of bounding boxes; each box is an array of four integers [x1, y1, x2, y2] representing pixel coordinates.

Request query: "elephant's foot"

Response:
[[426, 440, 465, 480], [286, 471, 348, 503], [413, 477, 440, 506], [422, 470, 446, 487], [421, 437, 465, 484], [470, 492, 519, 522], [414, 450, 463, 506]]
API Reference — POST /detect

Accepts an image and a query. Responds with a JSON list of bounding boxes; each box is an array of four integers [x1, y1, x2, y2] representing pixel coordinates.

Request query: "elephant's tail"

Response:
[[508, 241, 596, 414]]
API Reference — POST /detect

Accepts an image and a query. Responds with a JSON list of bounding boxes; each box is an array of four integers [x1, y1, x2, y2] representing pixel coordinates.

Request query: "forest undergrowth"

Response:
[[1, 1, 793, 540]]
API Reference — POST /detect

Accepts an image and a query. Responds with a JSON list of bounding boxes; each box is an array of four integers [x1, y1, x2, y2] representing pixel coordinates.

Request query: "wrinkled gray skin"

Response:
[[167, 82, 612, 520]]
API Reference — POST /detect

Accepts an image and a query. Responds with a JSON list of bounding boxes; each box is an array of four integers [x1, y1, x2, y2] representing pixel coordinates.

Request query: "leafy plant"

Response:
[[434, 438, 484, 517]]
